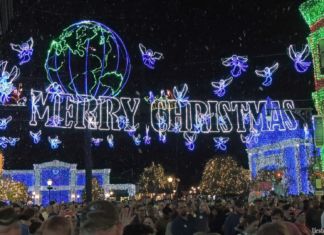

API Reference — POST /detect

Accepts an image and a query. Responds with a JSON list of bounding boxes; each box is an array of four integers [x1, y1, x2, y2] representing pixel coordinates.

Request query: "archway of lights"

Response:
[[0, 4, 321, 196]]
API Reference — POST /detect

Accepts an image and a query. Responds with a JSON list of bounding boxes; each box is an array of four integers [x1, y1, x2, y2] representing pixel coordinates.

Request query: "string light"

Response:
[[221, 55, 248, 78], [143, 125, 151, 145], [10, 37, 34, 65], [287, 45, 311, 73], [125, 123, 139, 137], [138, 43, 163, 69], [91, 138, 103, 147], [0, 136, 19, 148], [173, 83, 189, 107], [29, 130, 42, 144], [106, 134, 114, 148], [255, 62, 279, 87]]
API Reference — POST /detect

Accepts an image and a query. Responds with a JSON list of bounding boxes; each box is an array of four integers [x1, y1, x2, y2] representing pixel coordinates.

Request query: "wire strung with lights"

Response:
[[0, 61, 20, 105], [48, 136, 62, 149], [143, 125, 151, 145], [106, 135, 114, 148], [183, 132, 197, 151], [91, 138, 103, 147], [173, 83, 189, 107], [0, 116, 12, 130], [213, 137, 229, 151], [133, 134, 141, 146]]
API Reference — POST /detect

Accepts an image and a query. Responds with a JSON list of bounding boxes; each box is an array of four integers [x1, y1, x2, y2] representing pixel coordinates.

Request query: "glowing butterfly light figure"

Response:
[[145, 91, 155, 104], [173, 84, 189, 107], [287, 45, 311, 73], [48, 115, 64, 127], [91, 138, 103, 147], [7, 137, 19, 146], [159, 131, 167, 143], [117, 115, 129, 129], [255, 62, 279, 87], [211, 77, 233, 98], [0, 116, 12, 130], [0, 61, 20, 105], [139, 43, 164, 69], [48, 136, 62, 149], [240, 128, 260, 144], [156, 112, 168, 131], [183, 133, 197, 151], [172, 121, 181, 133], [10, 37, 34, 65], [0, 137, 8, 148], [46, 82, 64, 102], [107, 135, 114, 148], [222, 55, 248, 78], [133, 134, 141, 146], [125, 124, 139, 137], [213, 137, 230, 151], [143, 125, 151, 145], [29, 130, 42, 144]]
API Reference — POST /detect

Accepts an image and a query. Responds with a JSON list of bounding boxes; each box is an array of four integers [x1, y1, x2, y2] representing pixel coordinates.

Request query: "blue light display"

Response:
[[221, 55, 248, 78], [138, 43, 163, 69], [10, 37, 34, 65]]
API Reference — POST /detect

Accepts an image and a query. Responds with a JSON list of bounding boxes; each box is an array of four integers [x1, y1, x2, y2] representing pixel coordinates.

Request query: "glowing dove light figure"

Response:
[[48, 136, 62, 149], [194, 117, 203, 133], [29, 130, 42, 144], [0, 116, 12, 130], [107, 135, 114, 148], [139, 43, 163, 69], [213, 137, 229, 151], [7, 137, 19, 146], [255, 62, 279, 87], [144, 91, 156, 104], [133, 134, 141, 146], [91, 138, 103, 147], [0, 61, 20, 105], [221, 55, 248, 78], [240, 128, 260, 144], [173, 83, 189, 107], [125, 124, 139, 137], [211, 77, 233, 98], [10, 37, 34, 65], [143, 125, 151, 145], [183, 133, 197, 151], [287, 45, 311, 73]]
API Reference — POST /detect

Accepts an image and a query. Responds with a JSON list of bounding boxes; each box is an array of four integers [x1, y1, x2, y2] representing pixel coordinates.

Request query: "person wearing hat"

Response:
[[0, 207, 21, 235]]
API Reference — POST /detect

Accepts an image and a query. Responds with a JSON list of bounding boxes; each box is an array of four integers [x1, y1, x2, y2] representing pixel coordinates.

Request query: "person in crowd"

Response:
[[171, 200, 196, 235], [294, 211, 311, 235], [20, 207, 35, 235], [123, 224, 154, 235], [143, 216, 156, 234], [223, 199, 245, 235], [0, 207, 21, 235], [155, 205, 172, 235], [195, 201, 210, 233], [41, 215, 73, 235], [257, 222, 290, 235], [270, 208, 284, 222]]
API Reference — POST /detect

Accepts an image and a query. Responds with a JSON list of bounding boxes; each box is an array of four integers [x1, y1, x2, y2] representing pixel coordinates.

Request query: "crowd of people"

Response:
[[0, 194, 324, 235]]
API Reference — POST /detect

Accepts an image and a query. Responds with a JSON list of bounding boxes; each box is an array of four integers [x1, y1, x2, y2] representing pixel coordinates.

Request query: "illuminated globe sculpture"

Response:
[[45, 20, 131, 97]]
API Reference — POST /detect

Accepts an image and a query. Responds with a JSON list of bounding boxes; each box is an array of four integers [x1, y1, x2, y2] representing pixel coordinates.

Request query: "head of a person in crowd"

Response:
[[19, 208, 35, 226], [143, 216, 156, 232], [162, 206, 173, 220], [234, 199, 245, 215], [11, 203, 22, 215], [257, 222, 290, 235], [176, 201, 188, 218], [295, 211, 306, 224], [41, 215, 73, 235], [123, 224, 154, 235], [305, 208, 322, 230], [243, 215, 259, 235], [302, 199, 312, 212], [29, 220, 42, 234], [271, 208, 284, 222], [199, 201, 209, 214], [80, 200, 123, 235], [137, 205, 146, 218], [0, 207, 21, 235]]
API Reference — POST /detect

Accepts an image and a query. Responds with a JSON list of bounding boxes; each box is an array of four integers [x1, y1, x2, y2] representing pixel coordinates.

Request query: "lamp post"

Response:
[[47, 179, 53, 204], [167, 176, 173, 200]]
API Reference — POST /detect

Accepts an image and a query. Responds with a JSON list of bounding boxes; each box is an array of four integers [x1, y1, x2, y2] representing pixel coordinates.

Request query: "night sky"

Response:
[[0, 0, 315, 189]]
